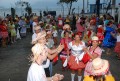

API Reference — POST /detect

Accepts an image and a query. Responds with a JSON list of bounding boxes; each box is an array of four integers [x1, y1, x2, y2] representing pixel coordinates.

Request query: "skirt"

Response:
[[114, 42, 120, 53], [84, 60, 93, 76], [0, 32, 8, 38], [68, 54, 85, 70]]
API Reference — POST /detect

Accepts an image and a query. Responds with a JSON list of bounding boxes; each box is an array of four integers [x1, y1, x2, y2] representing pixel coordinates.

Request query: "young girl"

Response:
[[114, 28, 120, 60]]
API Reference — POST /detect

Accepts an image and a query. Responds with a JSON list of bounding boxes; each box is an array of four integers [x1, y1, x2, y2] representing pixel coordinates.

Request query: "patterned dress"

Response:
[[84, 46, 102, 75], [0, 24, 8, 38]]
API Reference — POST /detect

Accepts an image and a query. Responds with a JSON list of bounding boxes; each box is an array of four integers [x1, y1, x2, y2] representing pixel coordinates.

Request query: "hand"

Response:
[[54, 74, 64, 81], [57, 44, 64, 52], [52, 75, 59, 81], [83, 47, 88, 52]]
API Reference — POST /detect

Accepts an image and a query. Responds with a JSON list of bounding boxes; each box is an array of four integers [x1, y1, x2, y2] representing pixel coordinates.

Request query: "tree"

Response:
[[25, 3, 32, 16], [11, 8, 15, 19], [59, 0, 78, 15]]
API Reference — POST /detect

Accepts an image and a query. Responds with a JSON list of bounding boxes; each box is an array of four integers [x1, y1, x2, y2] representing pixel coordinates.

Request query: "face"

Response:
[[74, 35, 80, 41], [40, 49, 47, 61], [64, 32, 69, 38], [92, 41, 99, 46], [38, 37, 46, 44], [35, 29, 40, 34]]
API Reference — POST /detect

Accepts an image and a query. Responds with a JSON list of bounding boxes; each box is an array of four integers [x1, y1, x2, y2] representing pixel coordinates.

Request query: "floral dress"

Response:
[[84, 46, 102, 75]]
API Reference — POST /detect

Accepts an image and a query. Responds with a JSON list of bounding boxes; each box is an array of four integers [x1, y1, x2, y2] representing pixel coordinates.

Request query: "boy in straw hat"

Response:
[[83, 58, 115, 81], [32, 25, 41, 44], [27, 43, 64, 81]]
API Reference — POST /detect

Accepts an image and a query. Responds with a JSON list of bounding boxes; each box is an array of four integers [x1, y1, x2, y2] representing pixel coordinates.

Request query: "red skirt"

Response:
[[68, 55, 85, 70], [114, 42, 120, 53], [0, 32, 8, 38]]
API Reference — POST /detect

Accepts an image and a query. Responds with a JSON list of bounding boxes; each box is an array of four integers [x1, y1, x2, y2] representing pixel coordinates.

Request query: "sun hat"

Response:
[[34, 25, 41, 31], [98, 25, 103, 28], [92, 36, 99, 41], [39, 21, 43, 24], [21, 16, 25, 20], [91, 58, 109, 76], [33, 16, 38, 20], [32, 31, 46, 44]]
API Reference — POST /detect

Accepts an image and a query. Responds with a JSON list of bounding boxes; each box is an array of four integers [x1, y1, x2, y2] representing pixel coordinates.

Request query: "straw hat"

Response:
[[32, 31, 46, 44], [98, 25, 103, 28], [33, 16, 38, 20], [21, 16, 25, 20], [92, 36, 99, 41], [34, 25, 41, 31], [91, 58, 109, 76]]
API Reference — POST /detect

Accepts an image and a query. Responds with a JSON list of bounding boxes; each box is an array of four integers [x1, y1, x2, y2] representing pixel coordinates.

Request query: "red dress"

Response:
[[60, 38, 72, 64], [0, 24, 8, 38], [58, 17, 63, 28], [97, 27, 104, 41], [68, 41, 86, 70]]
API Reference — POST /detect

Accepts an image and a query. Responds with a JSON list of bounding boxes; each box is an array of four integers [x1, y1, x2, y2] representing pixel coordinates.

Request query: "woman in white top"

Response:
[[114, 28, 120, 60], [27, 43, 64, 81], [68, 32, 86, 81]]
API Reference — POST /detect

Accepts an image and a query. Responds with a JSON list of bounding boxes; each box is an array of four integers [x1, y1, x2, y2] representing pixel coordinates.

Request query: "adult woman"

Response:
[[0, 20, 8, 47], [84, 36, 102, 76], [68, 32, 86, 81], [60, 30, 72, 70], [10, 21, 16, 43], [76, 15, 84, 33], [83, 58, 115, 81], [102, 21, 116, 55], [27, 43, 64, 81]]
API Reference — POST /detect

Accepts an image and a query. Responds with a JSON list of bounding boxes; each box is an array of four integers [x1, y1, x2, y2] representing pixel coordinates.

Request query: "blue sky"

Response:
[[0, 0, 119, 9]]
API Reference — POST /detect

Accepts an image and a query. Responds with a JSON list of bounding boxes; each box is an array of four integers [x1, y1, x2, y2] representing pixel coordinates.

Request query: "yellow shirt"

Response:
[[83, 75, 115, 81]]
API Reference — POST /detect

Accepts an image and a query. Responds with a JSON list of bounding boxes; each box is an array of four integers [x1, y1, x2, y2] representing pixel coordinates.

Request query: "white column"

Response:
[[111, 0, 116, 19], [118, 4, 120, 23]]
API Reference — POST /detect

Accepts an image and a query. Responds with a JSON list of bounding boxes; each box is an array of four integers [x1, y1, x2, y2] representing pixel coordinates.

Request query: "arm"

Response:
[[47, 44, 64, 54], [47, 52, 58, 60]]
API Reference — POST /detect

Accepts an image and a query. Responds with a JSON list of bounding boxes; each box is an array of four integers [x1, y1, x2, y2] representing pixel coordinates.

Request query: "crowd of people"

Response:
[[1, 13, 120, 81]]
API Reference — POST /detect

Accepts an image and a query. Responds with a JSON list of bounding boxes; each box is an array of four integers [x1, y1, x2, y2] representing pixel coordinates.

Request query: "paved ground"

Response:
[[0, 33, 120, 81]]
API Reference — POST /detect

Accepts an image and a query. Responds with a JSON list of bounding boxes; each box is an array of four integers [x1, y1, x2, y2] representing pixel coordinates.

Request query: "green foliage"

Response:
[[59, 0, 78, 15], [25, 4, 32, 16]]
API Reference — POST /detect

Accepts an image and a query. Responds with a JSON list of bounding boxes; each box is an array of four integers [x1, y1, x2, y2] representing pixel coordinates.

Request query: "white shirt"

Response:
[[117, 35, 120, 42], [68, 41, 85, 63], [27, 63, 47, 81], [68, 41, 85, 56], [32, 22, 37, 33], [32, 33, 37, 43]]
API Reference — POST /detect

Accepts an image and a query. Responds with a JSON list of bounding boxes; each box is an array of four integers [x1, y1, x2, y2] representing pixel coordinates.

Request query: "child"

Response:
[[114, 28, 120, 60], [97, 25, 104, 42]]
